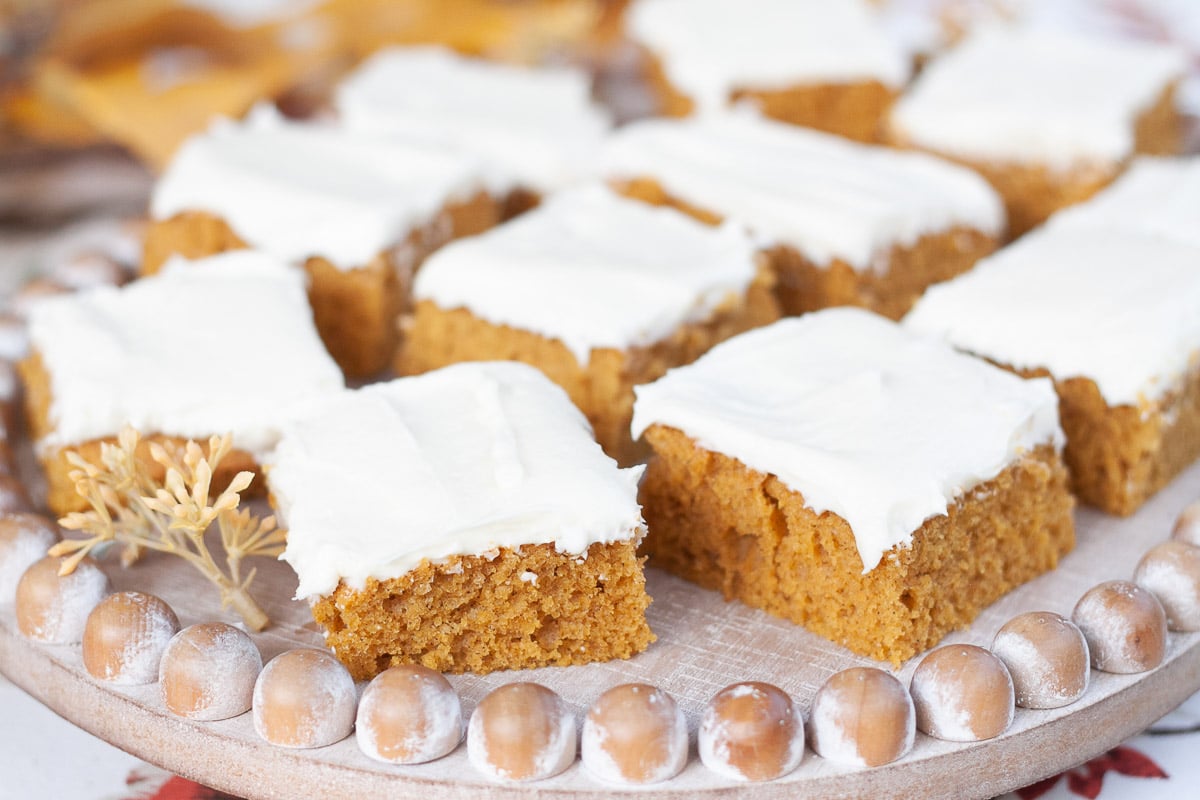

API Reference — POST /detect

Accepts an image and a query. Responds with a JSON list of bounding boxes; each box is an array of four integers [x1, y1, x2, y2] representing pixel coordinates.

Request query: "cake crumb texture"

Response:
[[638, 426, 1074, 664], [312, 540, 654, 679]]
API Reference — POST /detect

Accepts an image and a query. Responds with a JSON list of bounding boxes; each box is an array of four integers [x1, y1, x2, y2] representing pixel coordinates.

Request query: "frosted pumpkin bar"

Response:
[[905, 228, 1200, 516], [603, 112, 1003, 320], [888, 29, 1186, 236], [397, 184, 778, 465], [632, 308, 1073, 665], [142, 106, 501, 377], [20, 251, 343, 515], [625, 0, 909, 142], [334, 46, 611, 217], [269, 361, 653, 678]]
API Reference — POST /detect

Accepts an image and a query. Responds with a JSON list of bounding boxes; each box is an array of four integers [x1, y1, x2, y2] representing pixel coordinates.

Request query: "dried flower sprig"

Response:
[[49, 426, 286, 631]]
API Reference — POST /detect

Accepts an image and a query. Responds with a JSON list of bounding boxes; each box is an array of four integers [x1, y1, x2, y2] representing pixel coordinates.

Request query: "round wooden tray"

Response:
[[2, 461, 1198, 800]]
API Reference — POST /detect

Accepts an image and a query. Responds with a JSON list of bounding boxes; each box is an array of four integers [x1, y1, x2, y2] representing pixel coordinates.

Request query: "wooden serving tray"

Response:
[[1, 461, 1198, 800]]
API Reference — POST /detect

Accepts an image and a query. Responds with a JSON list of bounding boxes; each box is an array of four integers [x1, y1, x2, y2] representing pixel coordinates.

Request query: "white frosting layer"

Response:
[[1049, 156, 1200, 249], [626, 0, 909, 112], [602, 112, 1003, 271], [631, 308, 1062, 572], [152, 106, 489, 271], [335, 46, 611, 193], [28, 251, 344, 458], [414, 185, 761, 363], [890, 29, 1186, 168], [271, 362, 646, 599], [904, 228, 1200, 408], [180, 0, 321, 28]]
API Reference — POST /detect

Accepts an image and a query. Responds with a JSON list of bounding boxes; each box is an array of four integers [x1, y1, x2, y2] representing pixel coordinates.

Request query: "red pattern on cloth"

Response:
[[118, 768, 242, 800], [1016, 747, 1169, 800]]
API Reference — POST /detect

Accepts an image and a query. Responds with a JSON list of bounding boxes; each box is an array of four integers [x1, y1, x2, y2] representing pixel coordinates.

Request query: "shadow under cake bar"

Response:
[[333, 45, 612, 218], [19, 250, 344, 515], [624, 0, 909, 142], [888, 28, 1186, 237], [904, 226, 1200, 517], [268, 361, 653, 679], [603, 111, 1004, 320], [141, 106, 502, 377], [631, 308, 1074, 665], [396, 184, 779, 465]]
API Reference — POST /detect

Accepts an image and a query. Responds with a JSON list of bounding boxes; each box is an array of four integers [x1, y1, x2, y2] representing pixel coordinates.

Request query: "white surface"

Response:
[[1048, 156, 1200, 248], [631, 308, 1062, 573], [152, 106, 491, 271], [28, 250, 344, 458], [626, 0, 909, 112], [270, 362, 645, 599], [903, 228, 1200, 408], [602, 111, 1003, 271], [890, 28, 1187, 168], [414, 185, 761, 363], [335, 46, 611, 194], [180, 0, 321, 28]]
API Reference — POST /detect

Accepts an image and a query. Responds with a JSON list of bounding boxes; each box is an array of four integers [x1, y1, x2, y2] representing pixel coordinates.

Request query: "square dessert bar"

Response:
[[141, 106, 501, 377], [1048, 156, 1200, 249], [396, 184, 779, 465], [626, 0, 910, 142], [334, 45, 611, 218], [603, 112, 1004, 320], [632, 308, 1074, 665], [905, 228, 1200, 516], [889, 29, 1186, 236], [20, 251, 344, 515], [269, 361, 653, 679]]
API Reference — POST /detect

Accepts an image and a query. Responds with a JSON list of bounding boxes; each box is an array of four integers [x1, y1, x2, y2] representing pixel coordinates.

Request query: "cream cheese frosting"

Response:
[[631, 308, 1062, 573], [27, 250, 344, 458], [1048, 156, 1200, 249], [602, 112, 1004, 271], [334, 46, 611, 193], [626, 0, 910, 112], [413, 184, 761, 364], [270, 362, 646, 599], [151, 105, 491, 271], [889, 29, 1187, 169], [903, 228, 1200, 408]]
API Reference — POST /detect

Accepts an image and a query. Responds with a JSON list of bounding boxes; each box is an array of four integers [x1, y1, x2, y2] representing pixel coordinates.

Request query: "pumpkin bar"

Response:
[[269, 361, 653, 679], [334, 45, 611, 218], [905, 227, 1200, 516], [632, 308, 1073, 665], [604, 112, 1003, 320], [20, 250, 344, 515], [625, 0, 910, 142], [142, 106, 501, 377], [889, 29, 1186, 236], [396, 184, 778, 465]]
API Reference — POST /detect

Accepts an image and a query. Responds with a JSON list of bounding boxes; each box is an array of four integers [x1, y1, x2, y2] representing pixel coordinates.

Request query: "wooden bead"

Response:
[[83, 591, 180, 684], [1134, 542, 1200, 632], [910, 644, 1014, 742], [582, 683, 687, 785], [700, 681, 803, 781], [992, 612, 1090, 709], [1072, 580, 1167, 674], [467, 683, 575, 782], [809, 667, 915, 766], [15, 556, 111, 643], [253, 648, 357, 748], [160, 622, 262, 720], [357, 665, 462, 765], [1172, 500, 1200, 547], [0, 513, 60, 600]]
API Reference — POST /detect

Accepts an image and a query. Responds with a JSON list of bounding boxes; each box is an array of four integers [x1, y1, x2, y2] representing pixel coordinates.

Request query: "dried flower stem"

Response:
[[49, 427, 286, 632]]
